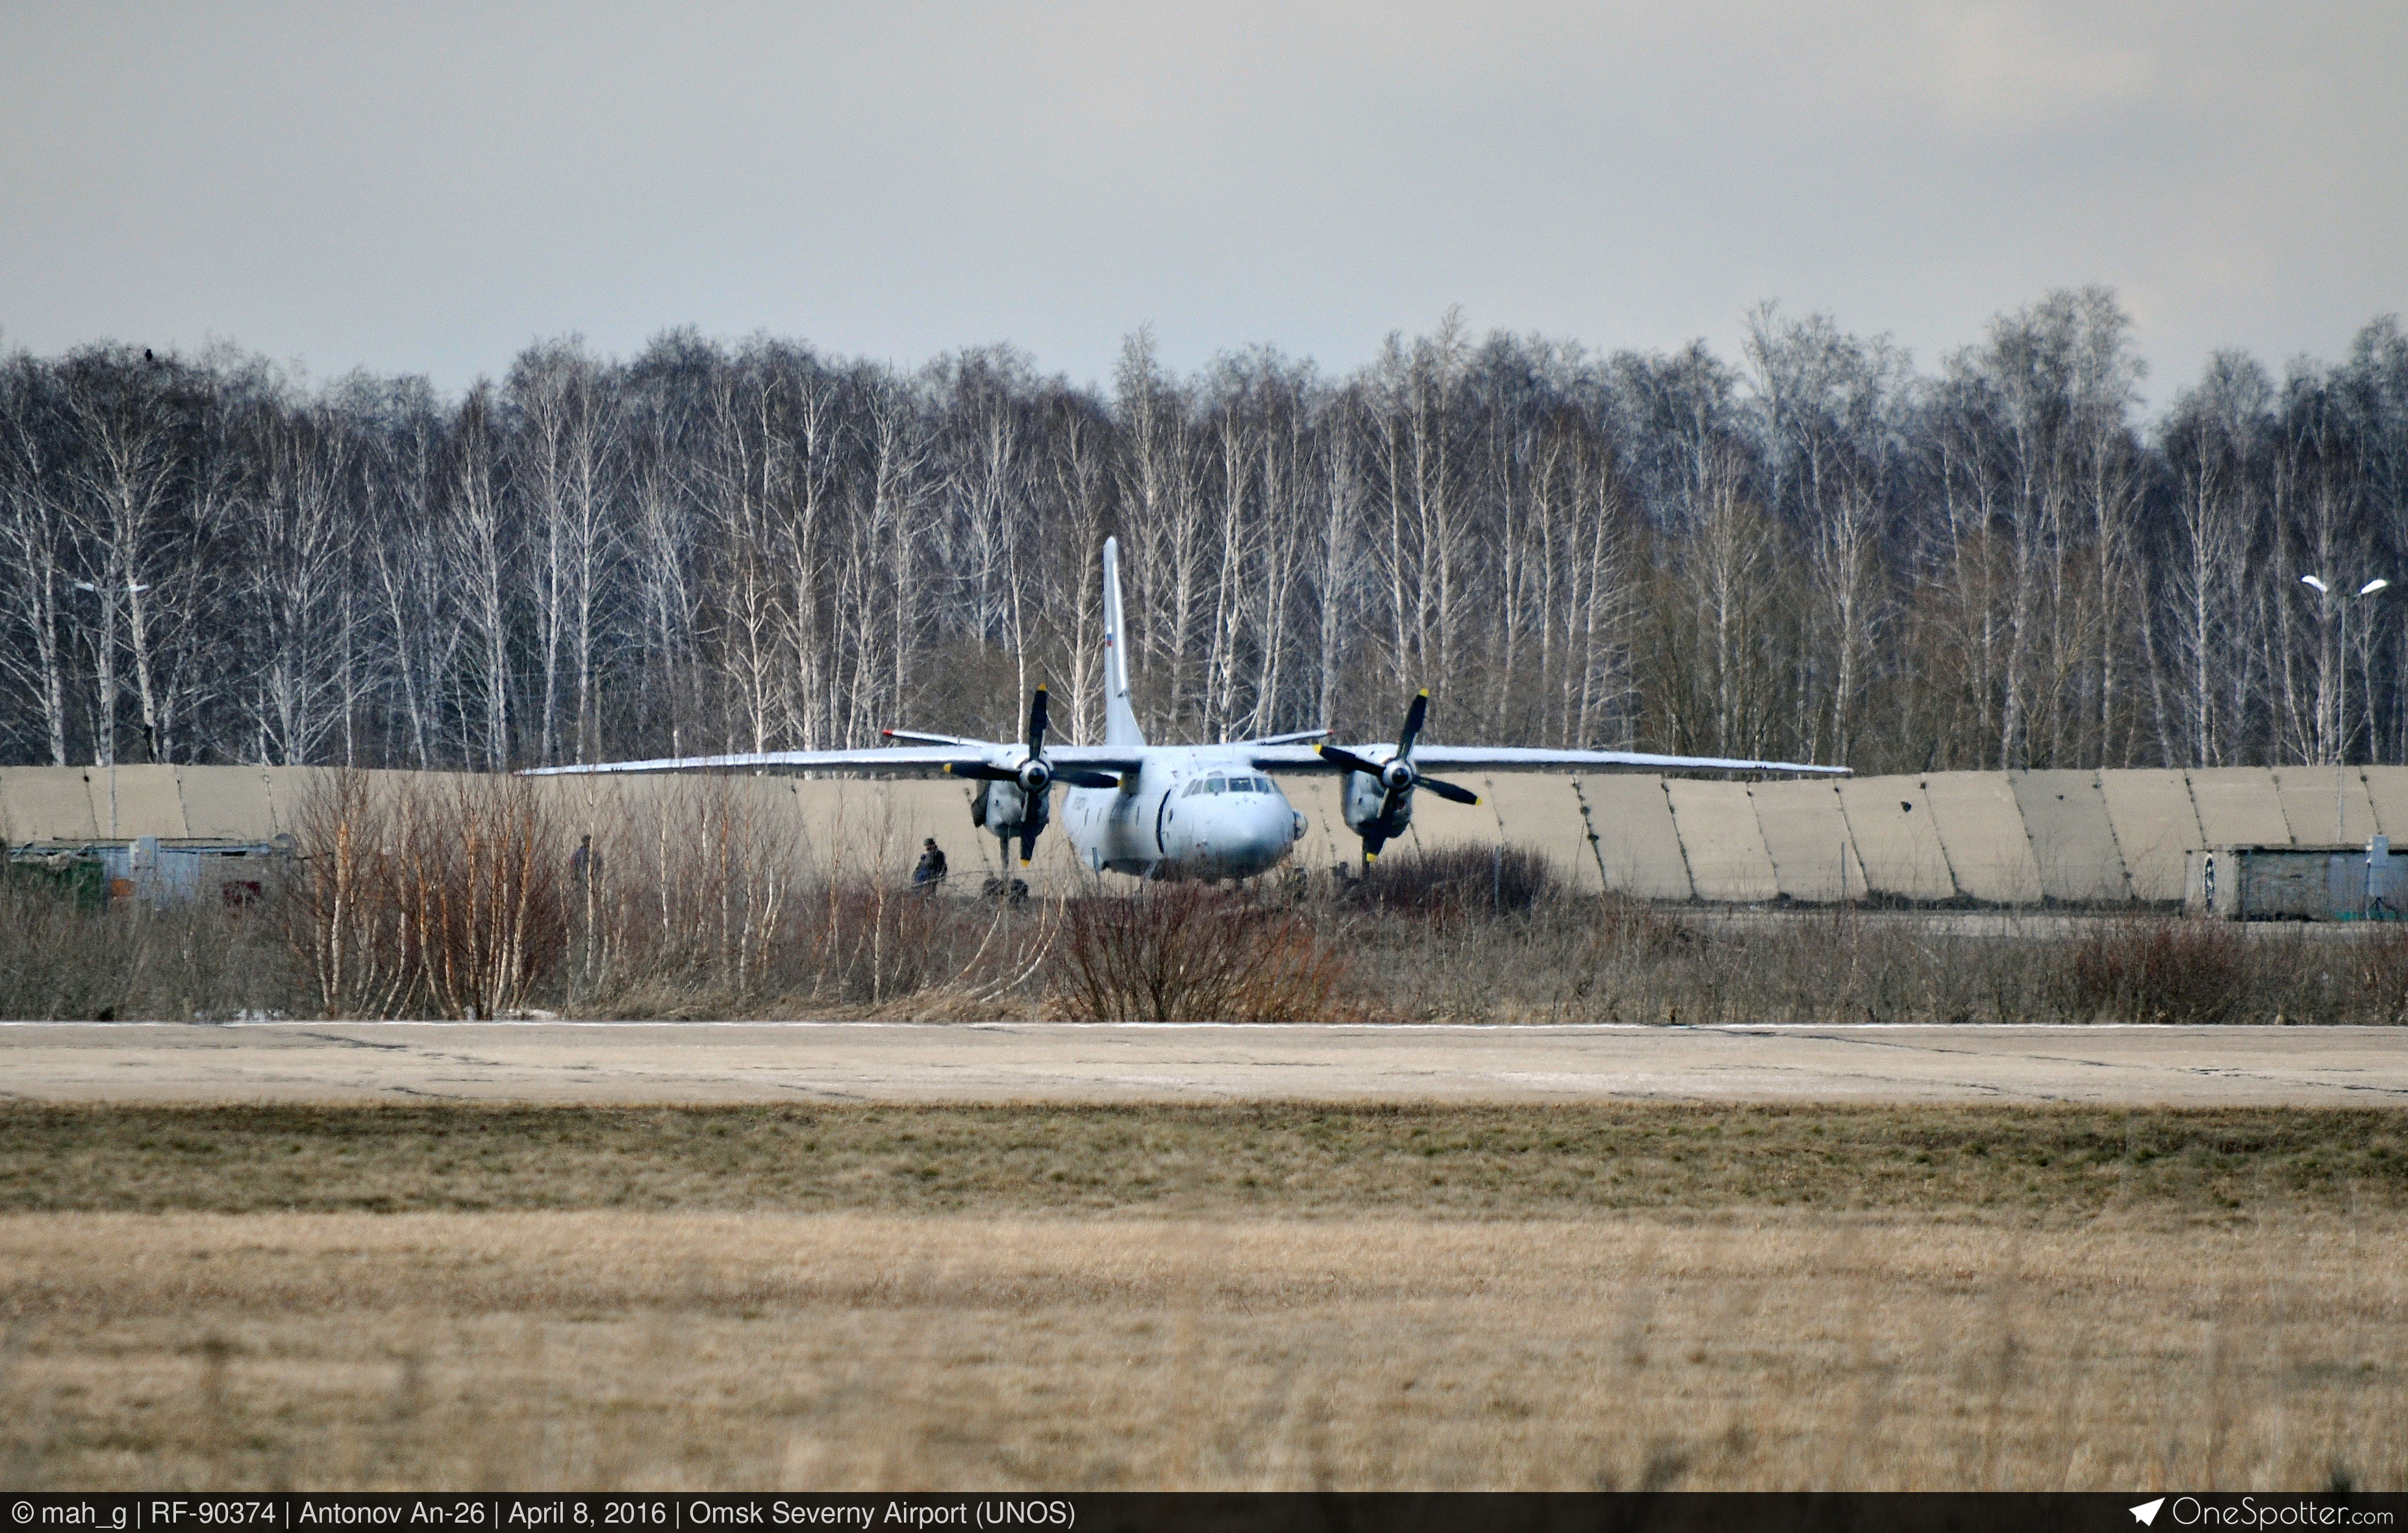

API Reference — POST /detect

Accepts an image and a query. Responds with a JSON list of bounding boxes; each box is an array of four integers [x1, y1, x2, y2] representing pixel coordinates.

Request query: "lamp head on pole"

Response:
[[2303, 575, 2330, 593], [2361, 578, 2391, 597]]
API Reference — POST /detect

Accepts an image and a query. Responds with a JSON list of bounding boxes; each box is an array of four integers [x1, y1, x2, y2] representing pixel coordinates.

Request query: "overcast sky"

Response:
[[4, 1, 2402, 409]]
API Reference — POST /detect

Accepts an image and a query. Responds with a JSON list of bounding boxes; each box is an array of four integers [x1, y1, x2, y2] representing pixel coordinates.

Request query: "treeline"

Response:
[[2, 289, 2405, 777]]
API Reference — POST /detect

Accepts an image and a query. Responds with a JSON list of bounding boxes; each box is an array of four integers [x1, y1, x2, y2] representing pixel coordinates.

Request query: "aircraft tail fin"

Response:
[[1101, 537, 1146, 748]]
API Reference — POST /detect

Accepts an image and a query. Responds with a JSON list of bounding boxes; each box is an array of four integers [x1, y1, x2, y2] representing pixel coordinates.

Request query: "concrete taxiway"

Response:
[[1, 1021, 2404, 1106]]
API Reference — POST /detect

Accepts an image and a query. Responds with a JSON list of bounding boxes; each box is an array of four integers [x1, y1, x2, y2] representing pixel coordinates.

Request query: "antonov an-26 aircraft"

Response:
[[526, 538, 1849, 880]]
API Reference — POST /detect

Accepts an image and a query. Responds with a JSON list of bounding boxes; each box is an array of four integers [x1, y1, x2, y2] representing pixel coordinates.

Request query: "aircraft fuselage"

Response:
[[1059, 748, 1308, 880]]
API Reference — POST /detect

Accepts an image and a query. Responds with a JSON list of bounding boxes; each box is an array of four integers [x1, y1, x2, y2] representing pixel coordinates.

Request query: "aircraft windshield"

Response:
[[1183, 774, 1277, 796]]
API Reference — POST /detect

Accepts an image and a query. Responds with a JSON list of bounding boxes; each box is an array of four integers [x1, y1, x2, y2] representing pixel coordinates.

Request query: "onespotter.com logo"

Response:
[[2132, 1497, 2393, 1528]]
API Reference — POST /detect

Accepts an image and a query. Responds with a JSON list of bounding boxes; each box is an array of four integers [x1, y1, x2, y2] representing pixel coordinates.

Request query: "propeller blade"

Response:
[[1019, 826, 1038, 865], [1420, 775, 1479, 806], [1396, 690, 1429, 759], [1055, 770, 1121, 790], [944, 762, 1020, 783], [1318, 743, 1387, 777], [1027, 686, 1050, 759], [1360, 829, 1389, 862]]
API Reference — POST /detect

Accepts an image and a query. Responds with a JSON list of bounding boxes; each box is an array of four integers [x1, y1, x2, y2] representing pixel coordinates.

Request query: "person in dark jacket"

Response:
[[913, 837, 948, 887]]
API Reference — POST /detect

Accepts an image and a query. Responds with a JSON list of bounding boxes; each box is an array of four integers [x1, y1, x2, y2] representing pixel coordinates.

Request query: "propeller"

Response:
[[945, 687, 1120, 863], [1318, 690, 1479, 862]]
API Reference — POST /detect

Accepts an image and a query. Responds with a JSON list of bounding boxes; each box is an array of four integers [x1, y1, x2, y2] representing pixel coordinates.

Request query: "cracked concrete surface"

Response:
[[2, 1022, 2404, 1106]]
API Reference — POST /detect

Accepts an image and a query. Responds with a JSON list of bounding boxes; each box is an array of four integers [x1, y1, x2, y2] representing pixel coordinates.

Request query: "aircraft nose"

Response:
[[1228, 796, 1295, 874]]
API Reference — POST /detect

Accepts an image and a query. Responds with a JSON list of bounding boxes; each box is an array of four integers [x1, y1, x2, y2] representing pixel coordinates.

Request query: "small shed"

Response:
[[10, 836, 289, 907], [2184, 838, 2408, 920]]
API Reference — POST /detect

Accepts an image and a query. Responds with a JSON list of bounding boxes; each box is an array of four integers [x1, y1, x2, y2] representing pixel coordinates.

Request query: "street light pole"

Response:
[[2301, 574, 2392, 843]]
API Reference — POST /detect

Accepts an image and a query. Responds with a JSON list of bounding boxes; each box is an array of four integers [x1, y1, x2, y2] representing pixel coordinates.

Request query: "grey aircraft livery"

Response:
[[525, 538, 1850, 880]]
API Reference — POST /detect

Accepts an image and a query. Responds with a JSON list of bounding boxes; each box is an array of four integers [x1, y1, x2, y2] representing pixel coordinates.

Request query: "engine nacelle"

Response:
[[1340, 770, 1408, 838], [974, 779, 1048, 840]]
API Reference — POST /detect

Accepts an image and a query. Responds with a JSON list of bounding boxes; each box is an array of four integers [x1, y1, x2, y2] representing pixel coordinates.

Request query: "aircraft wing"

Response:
[[881, 728, 993, 748], [522, 747, 983, 778], [1244, 744, 1849, 777], [521, 744, 1147, 779], [1020, 746, 1147, 775]]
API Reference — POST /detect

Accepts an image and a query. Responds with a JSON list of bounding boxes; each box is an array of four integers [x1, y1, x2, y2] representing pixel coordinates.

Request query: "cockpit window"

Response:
[[1186, 773, 1275, 796]]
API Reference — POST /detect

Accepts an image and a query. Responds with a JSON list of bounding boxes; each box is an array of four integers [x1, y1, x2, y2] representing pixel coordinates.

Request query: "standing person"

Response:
[[914, 837, 948, 888]]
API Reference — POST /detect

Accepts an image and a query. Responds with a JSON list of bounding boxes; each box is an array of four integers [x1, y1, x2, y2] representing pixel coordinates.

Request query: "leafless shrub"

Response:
[[410, 779, 566, 1020], [282, 770, 414, 1017], [1585, 892, 1694, 957], [573, 777, 799, 1004], [2051, 915, 2255, 1025], [1055, 882, 1349, 1022], [283, 771, 566, 1019], [1353, 842, 1560, 919], [0, 873, 134, 1020], [2348, 927, 2408, 1025], [566, 779, 1060, 1016], [0, 866, 294, 1022], [799, 874, 955, 1006]]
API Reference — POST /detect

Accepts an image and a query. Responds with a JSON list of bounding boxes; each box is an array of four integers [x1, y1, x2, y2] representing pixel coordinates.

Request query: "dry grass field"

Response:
[[4, 1102, 2405, 1215], [3, 1211, 2404, 1492], [2, 1102, 2405, 1491]]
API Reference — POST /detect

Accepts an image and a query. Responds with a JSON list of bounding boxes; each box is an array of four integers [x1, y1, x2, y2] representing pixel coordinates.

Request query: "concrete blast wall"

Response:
[[10, 763, 2403, 907]]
